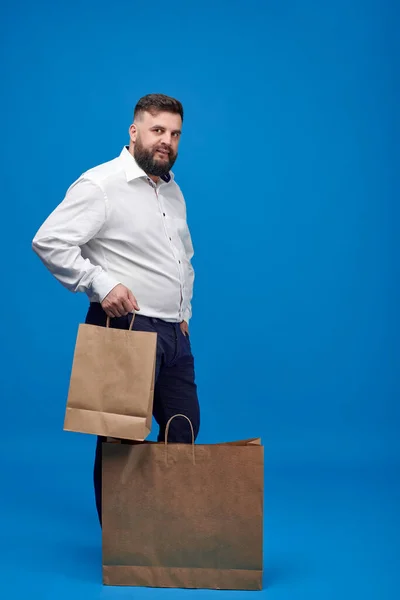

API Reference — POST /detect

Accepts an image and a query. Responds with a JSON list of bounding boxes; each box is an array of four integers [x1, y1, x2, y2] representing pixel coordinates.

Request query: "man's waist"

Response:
[[89, 301, 183, 324]]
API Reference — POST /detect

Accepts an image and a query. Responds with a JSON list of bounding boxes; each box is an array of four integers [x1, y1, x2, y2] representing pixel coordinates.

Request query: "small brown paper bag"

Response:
[[64, 314, 157, 441], [102, 415, 264, 590]]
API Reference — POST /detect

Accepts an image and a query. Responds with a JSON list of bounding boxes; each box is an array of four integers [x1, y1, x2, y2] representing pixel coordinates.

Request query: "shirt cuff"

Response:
[[89, 271, 121, 303], [182, 309, 192, 324]]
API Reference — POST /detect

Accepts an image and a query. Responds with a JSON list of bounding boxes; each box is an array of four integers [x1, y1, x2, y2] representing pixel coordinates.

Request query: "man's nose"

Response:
[[160, 132, 172, 146]]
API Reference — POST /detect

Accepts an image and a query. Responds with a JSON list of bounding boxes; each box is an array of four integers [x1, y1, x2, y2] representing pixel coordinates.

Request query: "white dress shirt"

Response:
[[32, 147, 195, 323]]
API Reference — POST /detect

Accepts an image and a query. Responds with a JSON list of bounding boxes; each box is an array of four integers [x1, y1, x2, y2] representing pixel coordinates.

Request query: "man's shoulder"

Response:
[[82, 153, 124, 188], [168, 177, 186, 201]]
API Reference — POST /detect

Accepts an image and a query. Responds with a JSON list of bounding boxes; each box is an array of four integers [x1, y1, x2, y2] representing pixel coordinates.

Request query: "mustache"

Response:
[[154, 145, 172, 155]]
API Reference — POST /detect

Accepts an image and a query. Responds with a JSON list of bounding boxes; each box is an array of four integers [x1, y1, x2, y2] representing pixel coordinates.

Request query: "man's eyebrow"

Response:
[[150, 125, 182, 134]]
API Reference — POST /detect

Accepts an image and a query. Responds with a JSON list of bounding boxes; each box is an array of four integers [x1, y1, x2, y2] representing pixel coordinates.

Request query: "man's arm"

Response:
[[176, 187, 195, 330], [181, 225, 195, 332], [182, 261, 194, 324], [32, 177, 120, 302]]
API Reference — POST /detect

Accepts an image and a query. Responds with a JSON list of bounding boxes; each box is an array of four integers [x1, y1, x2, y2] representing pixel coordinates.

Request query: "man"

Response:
[[32, 93, 200, 524]]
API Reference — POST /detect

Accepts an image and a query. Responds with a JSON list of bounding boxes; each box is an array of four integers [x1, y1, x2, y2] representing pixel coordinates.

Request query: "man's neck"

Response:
[[148, 174, 160, 184]]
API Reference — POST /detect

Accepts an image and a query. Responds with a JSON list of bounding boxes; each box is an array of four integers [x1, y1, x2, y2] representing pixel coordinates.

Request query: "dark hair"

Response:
[[134, 93, 184, 122]]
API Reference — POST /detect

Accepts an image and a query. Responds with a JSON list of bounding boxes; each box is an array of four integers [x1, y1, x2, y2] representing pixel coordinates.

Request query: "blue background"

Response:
[[1, 0, 398, 598]]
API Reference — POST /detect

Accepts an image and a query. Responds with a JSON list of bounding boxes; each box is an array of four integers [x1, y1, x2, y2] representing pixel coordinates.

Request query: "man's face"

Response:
[[130, 111, 182, 177]]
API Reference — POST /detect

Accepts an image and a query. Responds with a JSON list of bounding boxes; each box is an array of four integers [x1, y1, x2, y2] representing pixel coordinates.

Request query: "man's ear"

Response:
[[129, 123, 137, 143]]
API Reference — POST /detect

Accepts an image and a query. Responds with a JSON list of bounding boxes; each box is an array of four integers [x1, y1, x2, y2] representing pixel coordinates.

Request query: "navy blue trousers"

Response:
[[85, 303, 200, 525]]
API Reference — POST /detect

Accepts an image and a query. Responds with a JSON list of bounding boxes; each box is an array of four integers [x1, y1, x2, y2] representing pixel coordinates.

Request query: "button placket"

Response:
[[155, 189, 185, 316]]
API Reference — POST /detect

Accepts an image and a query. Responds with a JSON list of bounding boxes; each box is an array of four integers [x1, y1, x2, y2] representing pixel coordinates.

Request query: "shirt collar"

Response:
[[120, 146, 174, 184]]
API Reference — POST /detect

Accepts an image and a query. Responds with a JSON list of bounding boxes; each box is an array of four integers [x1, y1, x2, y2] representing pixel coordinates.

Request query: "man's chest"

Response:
[[100, 179, 188, 247]]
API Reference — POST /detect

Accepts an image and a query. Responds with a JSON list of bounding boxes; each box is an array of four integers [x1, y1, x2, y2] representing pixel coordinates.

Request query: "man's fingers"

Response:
[[128, 291, 140, 311], [105, 299, 124, 318], [129, 294, 140, 310], [121, 297, 134, 314], [102, 286, 139, 319]]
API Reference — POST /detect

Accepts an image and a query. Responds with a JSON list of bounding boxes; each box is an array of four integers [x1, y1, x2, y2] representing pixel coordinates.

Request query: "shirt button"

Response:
[[163, 213, 166, 217]]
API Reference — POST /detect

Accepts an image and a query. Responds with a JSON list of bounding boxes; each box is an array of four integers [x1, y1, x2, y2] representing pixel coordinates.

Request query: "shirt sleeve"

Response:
[[32, 176, 120, 302], [177, 186, 195, 323], [182, 224, 195, 324]]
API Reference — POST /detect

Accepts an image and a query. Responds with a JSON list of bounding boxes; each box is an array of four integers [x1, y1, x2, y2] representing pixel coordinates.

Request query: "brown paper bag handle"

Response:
[[106, 312, 136, 330], [164, 414, 196, 465]]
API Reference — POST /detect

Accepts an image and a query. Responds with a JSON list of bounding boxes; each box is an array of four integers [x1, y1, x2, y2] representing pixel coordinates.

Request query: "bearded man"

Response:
[[32, 93, 200, 525]]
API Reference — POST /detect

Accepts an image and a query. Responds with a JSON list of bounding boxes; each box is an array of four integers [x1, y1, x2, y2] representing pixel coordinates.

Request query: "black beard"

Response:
[[134, 140, 177, 177]]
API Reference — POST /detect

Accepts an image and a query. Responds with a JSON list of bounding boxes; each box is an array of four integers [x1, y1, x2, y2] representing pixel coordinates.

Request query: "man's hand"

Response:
[[101, 284, 140, 318], [180, 320, 189, 337]]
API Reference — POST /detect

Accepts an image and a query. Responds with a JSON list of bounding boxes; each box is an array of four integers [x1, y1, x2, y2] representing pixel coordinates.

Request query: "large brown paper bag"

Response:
[[102, 414, 264, 591], [64, 314, 157, 441]]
